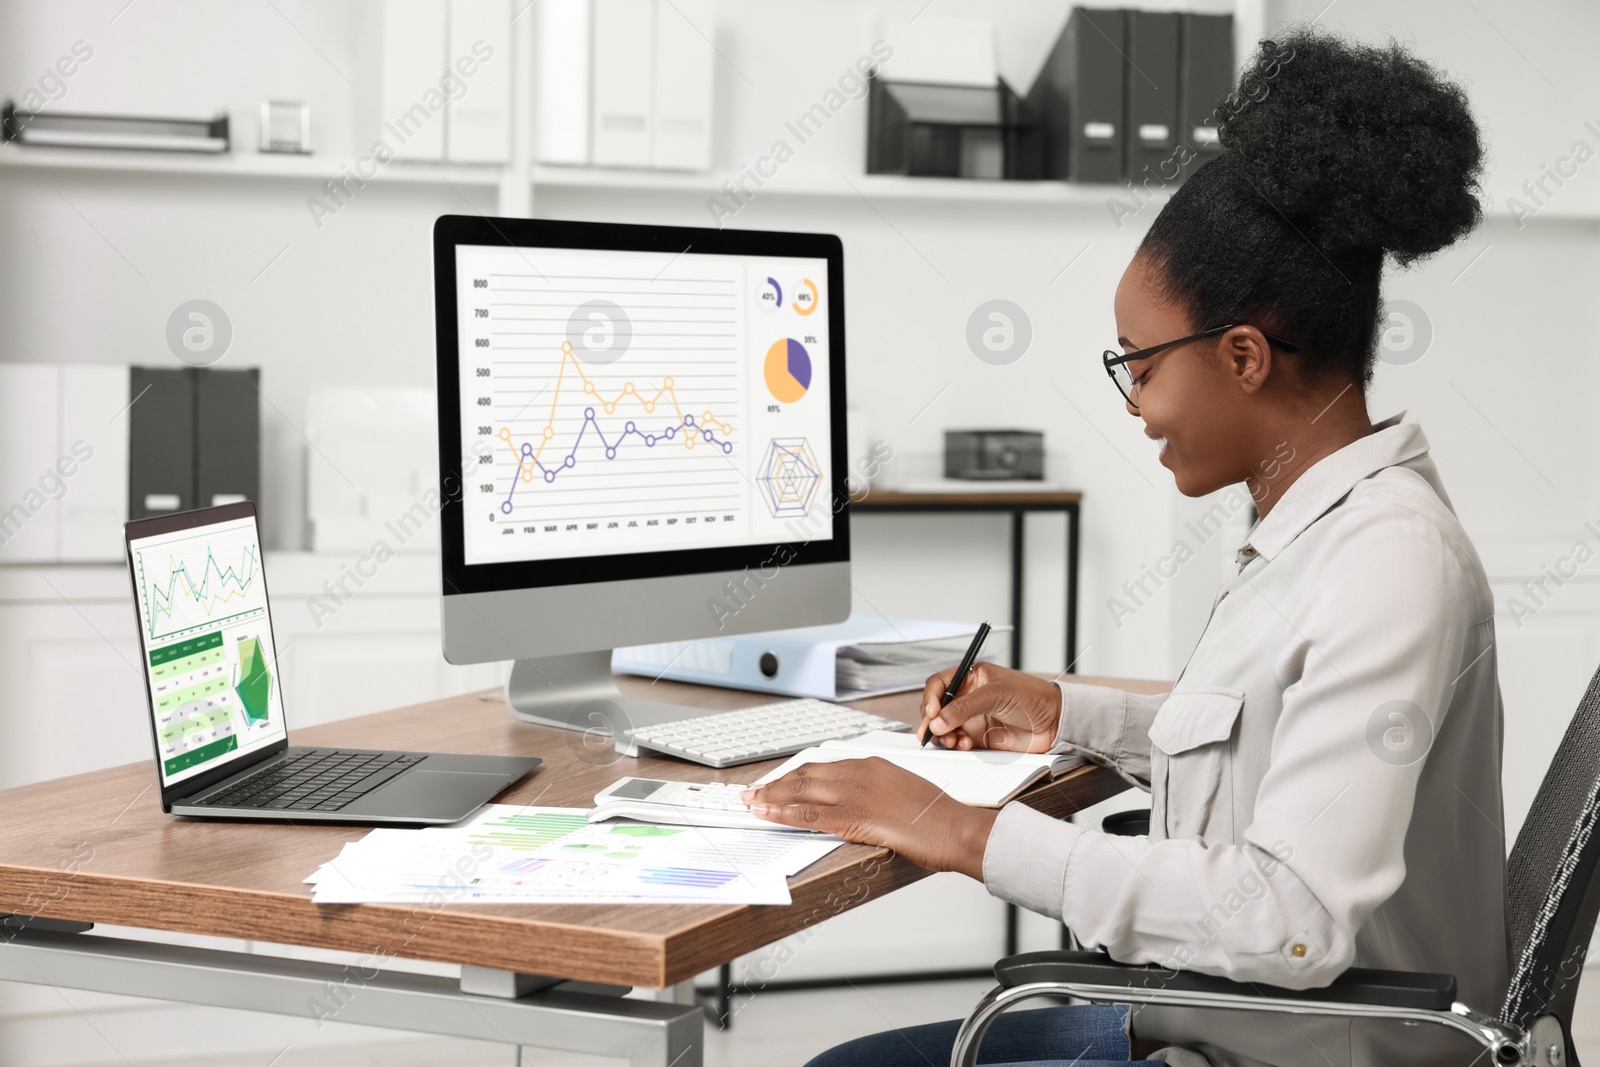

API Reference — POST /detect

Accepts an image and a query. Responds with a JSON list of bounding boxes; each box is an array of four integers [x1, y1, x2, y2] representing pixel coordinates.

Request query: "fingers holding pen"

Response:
[[921, 663, 997, 742], [918, 668, 957, 743]]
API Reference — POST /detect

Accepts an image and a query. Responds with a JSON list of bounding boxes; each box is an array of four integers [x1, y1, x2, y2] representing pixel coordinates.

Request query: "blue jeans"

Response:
[[803, 1003, 1163, 1067]]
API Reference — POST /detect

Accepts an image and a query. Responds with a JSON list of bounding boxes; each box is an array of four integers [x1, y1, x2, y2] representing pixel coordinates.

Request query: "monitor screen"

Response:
[[435, 219, 851, 660], [451, 242, 835, 567], [127, 512, 286, 786]]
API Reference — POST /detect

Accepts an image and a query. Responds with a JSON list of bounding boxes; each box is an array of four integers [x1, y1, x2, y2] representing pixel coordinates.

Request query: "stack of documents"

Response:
[[755, 731, 1082, 808], [305, 805, 843, 906], [835, 631, 1007, 695], [613, 615, 1010, 701]]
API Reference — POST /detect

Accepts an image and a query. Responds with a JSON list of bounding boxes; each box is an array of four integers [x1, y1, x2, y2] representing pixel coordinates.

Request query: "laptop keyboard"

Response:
[[195, 749, 424, 812]]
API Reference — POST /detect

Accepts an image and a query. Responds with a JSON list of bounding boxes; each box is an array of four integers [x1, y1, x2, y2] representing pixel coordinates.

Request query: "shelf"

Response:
[[527, 166, 1600, 222], [7, 143, 1590, 221], [0, 143, 503, 187], [0, 550, 441, 601], [0, 143, 1161, 205], [530, 163, 1169, 206]]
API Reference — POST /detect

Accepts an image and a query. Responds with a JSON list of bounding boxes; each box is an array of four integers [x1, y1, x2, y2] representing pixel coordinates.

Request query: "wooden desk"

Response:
[[0, 674, 1159, 1063]]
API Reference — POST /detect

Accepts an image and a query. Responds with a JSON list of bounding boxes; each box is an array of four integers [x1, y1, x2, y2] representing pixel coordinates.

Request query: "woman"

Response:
[[744, 26, 1504, 1067]]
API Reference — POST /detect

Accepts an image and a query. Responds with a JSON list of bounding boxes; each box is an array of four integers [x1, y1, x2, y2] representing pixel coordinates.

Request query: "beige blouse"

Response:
[[982, 411, 1508, 1067]]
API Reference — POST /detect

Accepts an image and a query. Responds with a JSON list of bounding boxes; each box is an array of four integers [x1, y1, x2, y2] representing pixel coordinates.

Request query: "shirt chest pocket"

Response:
[[1147, 688, 1244, 844]]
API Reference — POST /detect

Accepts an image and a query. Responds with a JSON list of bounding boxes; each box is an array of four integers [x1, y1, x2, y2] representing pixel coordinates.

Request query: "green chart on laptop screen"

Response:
[[129, 514, 287, 786]]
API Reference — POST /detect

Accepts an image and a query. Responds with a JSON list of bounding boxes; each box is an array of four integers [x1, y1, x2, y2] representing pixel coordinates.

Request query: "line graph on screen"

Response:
[[133, 527, 266, 642], [469, 262, 750, 548]]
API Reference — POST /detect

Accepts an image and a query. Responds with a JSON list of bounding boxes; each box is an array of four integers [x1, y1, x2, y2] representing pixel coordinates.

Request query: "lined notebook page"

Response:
[[838, 730, 1064, 770], [753, 732, 1057, 807]]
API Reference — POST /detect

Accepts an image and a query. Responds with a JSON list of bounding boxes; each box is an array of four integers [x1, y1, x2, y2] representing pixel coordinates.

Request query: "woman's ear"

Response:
[[1222, 325, 1273, 396]]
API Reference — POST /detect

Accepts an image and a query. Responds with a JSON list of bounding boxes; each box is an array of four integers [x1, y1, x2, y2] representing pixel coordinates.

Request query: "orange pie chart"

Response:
[[763, 338, 812, 403]]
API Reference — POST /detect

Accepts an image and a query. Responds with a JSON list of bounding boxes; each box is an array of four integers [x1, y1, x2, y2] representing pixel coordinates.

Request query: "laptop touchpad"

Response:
[[343, 769, 511, 820]]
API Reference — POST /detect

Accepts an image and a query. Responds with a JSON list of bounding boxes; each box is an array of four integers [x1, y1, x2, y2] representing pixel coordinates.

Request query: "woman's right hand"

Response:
[[917, 664, 1062, 753]]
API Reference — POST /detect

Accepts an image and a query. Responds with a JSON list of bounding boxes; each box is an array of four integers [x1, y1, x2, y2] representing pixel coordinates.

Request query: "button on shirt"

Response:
[[982, 412, 1508, 1067]]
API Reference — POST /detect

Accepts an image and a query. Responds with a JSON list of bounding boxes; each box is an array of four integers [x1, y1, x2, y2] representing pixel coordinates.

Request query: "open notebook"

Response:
[[752, 731, 1084, 808]]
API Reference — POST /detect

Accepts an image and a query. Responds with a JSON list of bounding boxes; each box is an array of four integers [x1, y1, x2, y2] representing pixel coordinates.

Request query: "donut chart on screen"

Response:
[[793, 277, 819, 316], [763, 338, 812, 403]]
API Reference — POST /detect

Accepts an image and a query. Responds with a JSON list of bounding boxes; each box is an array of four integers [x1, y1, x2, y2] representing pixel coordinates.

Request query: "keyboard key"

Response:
[[347, 765, 409, 795]]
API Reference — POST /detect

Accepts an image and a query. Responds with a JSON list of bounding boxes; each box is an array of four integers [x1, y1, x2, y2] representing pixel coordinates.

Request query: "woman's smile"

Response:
[[1145, 425, 1169, 464]]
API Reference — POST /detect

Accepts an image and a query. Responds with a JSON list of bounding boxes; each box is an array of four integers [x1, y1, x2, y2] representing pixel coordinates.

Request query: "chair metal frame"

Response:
[[950, 957, 1564, 1067], [951, 662, 1600, 1067]]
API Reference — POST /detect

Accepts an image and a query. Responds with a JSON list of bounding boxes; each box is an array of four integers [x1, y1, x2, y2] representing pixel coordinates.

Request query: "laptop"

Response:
[[124, 501, 539, 823]]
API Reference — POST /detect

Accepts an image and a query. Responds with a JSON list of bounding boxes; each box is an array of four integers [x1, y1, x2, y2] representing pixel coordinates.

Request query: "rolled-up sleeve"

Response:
[[985, 502, 1475, 989], [1053, 681, 1166, 788], [983, 802, 1082, 917]]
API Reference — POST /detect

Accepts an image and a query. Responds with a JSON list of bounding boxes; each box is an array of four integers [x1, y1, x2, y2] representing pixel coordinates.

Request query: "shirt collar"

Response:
[[1242, 411, 1431, 563]]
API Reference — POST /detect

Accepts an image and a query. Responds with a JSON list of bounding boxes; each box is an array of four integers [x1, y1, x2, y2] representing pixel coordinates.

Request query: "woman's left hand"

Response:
[[742, 757, 998, 880]]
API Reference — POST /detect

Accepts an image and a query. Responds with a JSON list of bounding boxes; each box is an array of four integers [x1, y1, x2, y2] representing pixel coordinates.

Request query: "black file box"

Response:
[[195, 367, 260, 510], [867, 78, 1040, 180], [1125, 11, 1181, 182], [1177, 13, 1235, 179], [128, 367, 260, 520], [1026, 7, 1128, 183]]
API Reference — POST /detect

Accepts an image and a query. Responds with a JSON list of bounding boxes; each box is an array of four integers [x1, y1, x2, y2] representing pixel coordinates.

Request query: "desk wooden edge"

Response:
[[0, 676, 1167, 988], [0, 761, 1127, 988]]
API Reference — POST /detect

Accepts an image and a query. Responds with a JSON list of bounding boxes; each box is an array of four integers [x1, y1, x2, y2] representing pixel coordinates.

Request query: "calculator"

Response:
[[589, 777, 810, 831]]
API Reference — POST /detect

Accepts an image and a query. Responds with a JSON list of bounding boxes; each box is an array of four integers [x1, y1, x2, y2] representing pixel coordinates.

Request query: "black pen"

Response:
[[921, 621, 991, 746]]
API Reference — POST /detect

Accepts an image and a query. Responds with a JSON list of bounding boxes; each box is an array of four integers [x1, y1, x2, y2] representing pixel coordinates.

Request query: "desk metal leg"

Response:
[[1009, 509, 1025, 669], [1059, 504, 1081, 954], [0, 926, 703, 1067], [1004, 509, 1029, 958], [1066, 502, 1080, 673], [715, 963, 733, 1029]]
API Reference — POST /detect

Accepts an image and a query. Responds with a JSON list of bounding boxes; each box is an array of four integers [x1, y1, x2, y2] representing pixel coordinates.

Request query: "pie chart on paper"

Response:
[[763, 338, 812, 403]]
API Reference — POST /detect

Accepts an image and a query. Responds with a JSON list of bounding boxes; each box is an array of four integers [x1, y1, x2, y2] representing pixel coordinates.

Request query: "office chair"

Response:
[[952, 663, 1600, 1067]]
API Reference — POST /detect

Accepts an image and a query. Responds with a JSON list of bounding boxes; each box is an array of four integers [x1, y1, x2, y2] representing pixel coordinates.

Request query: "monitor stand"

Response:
[[503, 651, 718, 758]]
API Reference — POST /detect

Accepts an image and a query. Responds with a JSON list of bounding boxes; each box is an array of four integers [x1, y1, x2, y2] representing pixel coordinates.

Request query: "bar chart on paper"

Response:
[[305, 805, 847, 904]]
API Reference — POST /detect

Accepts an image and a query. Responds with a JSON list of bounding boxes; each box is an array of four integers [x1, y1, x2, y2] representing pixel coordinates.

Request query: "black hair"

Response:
[[1139, 26, 1485, 386]]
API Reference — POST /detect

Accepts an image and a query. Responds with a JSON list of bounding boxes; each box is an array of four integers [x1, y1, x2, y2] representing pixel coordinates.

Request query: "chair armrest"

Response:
[[1100, 809, 1150, 837], [995, 951, 1456, 1011]]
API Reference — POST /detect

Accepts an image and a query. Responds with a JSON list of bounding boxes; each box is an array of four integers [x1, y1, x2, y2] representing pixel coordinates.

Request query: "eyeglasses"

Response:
[[1103, 324, 1304, 409]]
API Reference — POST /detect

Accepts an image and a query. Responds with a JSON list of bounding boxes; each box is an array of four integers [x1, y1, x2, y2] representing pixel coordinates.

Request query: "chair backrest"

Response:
[[1502, 661, 1600, 1045]]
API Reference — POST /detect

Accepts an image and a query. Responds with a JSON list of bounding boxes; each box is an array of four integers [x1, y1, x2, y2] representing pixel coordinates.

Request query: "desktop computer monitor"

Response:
[[433, 216, 851, 731]]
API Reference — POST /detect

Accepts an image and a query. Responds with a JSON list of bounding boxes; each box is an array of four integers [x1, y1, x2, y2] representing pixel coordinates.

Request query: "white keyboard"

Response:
[[622, 699, 912, 768]]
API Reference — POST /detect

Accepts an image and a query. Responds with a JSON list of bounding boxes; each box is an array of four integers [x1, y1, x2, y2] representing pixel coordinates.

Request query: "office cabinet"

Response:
[[0, 365, 127, 564]]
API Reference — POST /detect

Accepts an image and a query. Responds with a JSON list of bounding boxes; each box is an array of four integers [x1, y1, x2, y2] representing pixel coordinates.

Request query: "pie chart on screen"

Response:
[[763, 338, 812, 403]]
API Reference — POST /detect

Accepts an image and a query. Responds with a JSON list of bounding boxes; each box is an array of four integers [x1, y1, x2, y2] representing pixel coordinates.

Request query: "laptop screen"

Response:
[[128, 512, 287, 787]]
